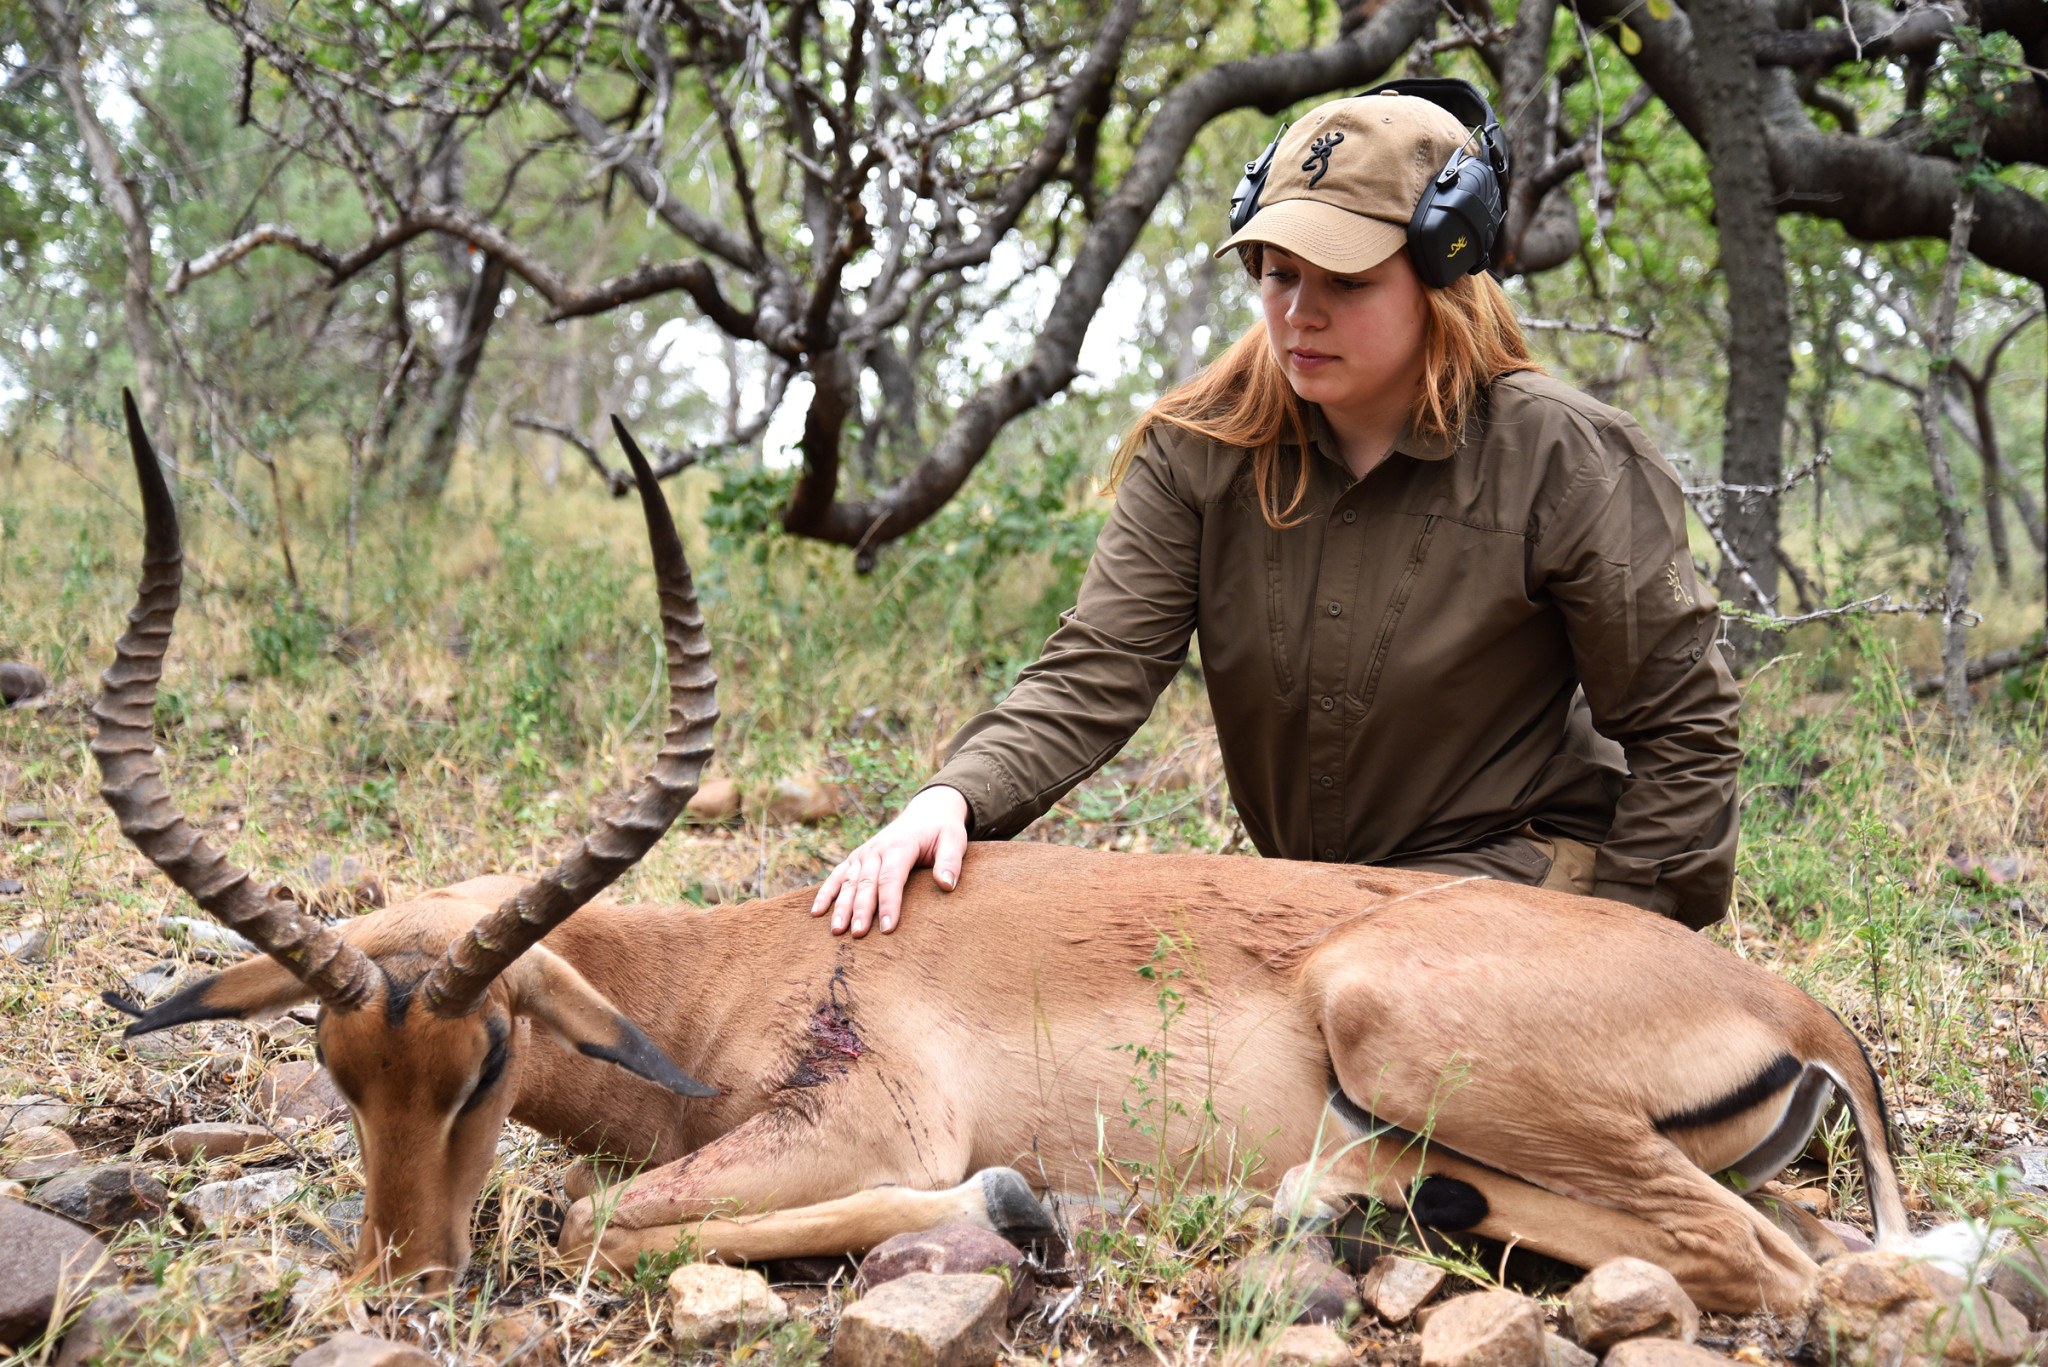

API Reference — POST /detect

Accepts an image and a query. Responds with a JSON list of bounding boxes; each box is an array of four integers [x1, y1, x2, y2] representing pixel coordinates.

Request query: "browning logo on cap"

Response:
[[1303, 131, 1344, 188]]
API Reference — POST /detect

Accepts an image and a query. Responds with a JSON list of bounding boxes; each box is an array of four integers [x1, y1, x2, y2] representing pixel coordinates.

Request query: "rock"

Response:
[[0, 1197, 118, 1346], [0, 880, 21, 898], [831, 1272, 1006, 1367], [1419, 1291, 1545, 1367], [859, 1224, 1033, 1318], [1563, 1257, 1698, 1351], [1986, 1243, 2048, 1331], [0, 663, 48, 707], [1804, 1250, 2033, 1367], [1227, 1247, 1358, 1326], [181, 1170, 299, 1227], [478, 1308, 563, 1367], [0, 1180, 23, 1201], [149, 1123, 273, 1163], [293, 1332, 438, 1367], [1, 804, 47, 833], [1542, 1331, 1595, 1367], [2001, 1148, 2048, 1196], [51, 1288, 152, 1367], [765, 777, 842, 824], [1, 1097, 75, 1138], [1822, 1220, 1875, 1253], [0, 929, 46, 962], [1601, 1341, 1732, 1367], [1360, 1253, 1446, 1323], [156, 916, 255, 961], [3, 1126, 80, 1181], [282, 1259, 342, 1309], [1261, 1324, 1353, 1367], [257, 1061, 347, 1125], [686, 779, 742, 822], [33, 1165, 170, 1228], [666, 1263, 790, 1346]]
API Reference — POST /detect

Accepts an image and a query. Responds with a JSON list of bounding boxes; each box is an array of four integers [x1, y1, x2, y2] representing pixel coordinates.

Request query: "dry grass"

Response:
[[1, 434, 2045, 1365]]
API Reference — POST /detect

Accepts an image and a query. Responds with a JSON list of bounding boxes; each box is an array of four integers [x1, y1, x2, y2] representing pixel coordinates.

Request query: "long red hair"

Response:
[[1111, 256, 1540, 527]]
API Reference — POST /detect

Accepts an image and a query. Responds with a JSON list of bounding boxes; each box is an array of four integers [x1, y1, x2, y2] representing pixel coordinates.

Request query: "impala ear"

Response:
[[505, 948, 719, 1099], [104, 955, 318, 1036]]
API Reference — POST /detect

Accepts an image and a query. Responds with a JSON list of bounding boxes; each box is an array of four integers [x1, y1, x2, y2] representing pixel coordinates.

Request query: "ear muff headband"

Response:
[[1228, 78, 1509, 289]]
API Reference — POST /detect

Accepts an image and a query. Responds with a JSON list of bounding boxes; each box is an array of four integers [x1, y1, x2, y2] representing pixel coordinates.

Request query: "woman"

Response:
[[811, 89, 1740, 937]]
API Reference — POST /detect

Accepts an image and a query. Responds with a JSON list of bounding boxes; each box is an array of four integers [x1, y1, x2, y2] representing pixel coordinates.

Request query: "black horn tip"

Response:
[[581, 1016, 720, 1099], [122, 385, 177, 548]]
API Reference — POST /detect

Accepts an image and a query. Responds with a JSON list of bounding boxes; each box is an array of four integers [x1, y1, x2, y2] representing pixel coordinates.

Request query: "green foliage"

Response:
[[248, 596, 329, 680]]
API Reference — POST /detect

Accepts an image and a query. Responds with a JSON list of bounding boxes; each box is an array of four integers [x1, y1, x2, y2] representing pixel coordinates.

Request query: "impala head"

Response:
[[93, 396, 718, 1294]]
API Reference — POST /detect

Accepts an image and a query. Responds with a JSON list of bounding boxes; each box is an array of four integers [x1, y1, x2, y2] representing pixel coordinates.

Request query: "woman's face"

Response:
[[1259, 247, 1430, 418]]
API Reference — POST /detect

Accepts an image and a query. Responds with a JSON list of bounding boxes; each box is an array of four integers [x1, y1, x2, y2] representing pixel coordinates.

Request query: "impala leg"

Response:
[[558, 1106, 1049, 1272]]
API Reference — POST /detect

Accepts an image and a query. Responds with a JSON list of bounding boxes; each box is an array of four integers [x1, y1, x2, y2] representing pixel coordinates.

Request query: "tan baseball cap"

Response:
[[1216, 93, 1477, 274]]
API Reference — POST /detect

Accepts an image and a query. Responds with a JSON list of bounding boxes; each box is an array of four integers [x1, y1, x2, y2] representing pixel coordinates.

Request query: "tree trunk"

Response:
[[1923, 160, 1983, 727], [1960, 371, 2014, 587], [1691, 0, 1791, 666], [29, 0, 170, 468], [407, 252, 509, 499]]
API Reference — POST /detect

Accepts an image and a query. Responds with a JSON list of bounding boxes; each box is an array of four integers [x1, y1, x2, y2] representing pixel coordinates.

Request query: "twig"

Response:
[[1518, 316, 1652, 341], [1908, 640, 2048, 698]]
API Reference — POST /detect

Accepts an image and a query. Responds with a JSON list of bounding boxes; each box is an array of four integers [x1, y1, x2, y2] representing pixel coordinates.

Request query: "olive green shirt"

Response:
[[927, 371, 1741, 929]]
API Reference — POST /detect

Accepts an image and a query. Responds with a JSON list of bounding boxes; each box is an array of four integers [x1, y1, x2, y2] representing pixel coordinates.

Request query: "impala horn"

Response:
[[420, 417, 718, 1018], [92, 390, 380, 1010]]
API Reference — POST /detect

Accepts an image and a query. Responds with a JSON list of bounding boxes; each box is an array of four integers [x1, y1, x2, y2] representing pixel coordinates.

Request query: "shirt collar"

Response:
[[1294, 404, 1461, 468]]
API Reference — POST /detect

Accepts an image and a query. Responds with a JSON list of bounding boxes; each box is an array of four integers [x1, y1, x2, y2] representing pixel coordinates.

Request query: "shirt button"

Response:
[[1320, 695, 1335, 711], [1342, 509, 1357, 524], [1691, 646, 1704, 661], [1323, 846, 1339, 860], [1320, 774, 1335, 788], [1327, 602, 1342, 617]]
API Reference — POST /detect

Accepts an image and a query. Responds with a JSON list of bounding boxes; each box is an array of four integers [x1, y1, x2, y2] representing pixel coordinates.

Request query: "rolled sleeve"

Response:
[[1533, 415, 1742, 928], [924, 434, 1203, 839]]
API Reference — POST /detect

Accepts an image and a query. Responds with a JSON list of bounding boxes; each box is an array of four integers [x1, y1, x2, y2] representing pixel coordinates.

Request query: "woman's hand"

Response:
[[810, 785, 970, 936]]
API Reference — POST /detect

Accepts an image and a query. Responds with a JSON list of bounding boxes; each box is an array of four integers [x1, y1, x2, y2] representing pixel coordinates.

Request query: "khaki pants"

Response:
[[1376, 825, 1599, 895]]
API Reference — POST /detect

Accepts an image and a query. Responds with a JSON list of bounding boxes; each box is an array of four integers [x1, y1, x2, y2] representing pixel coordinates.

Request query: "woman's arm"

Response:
[[811, 433, 1205, 934], [1534, 414, 1744, 929]]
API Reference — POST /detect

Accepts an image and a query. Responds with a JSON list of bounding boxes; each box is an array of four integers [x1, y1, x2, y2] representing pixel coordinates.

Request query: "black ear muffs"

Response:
[[1229, 128, 1287, 236], [1363, 78, 1509, 287]]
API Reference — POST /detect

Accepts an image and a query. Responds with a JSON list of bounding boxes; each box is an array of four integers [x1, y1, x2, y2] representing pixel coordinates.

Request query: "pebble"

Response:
[[0, 662, 48, 707], [1602, 1341, 1735, 1367], [1, 804, 46, 832], [3, 1125, 80, 1181], [149, 1123, 274, 1163], [1563, 1256, 1699, 1351], [1821, 1219, 1875, 1252], [1241, 1324, 1352, 1367], [1542, 1330, 1596, 1367], [1, 1096, 75, 1138], [156, 915, 256, 961], [666, 1263, 790, 1346], [859, 1224, 1033, 1318], [0, 929, 46, 962], [764, 777, 842, 824], [831, 1272, 1005, 1367], [181, 1170, 300, 1227], [686, 779, 742, 822], [0, 1197, 118, 1345], [478, 1308, 563, 1367], [33, 1164, 170, 1228], [1419, 1290, 1545, 1367], [1226, 1246, 1358, 1326], [1803, 1249, 2032, 1367], [0, 879, 21, 897], [294, 1332, 438, 1367], [1986, 1242, 2048, 1331], [1359, 1252, 1446, 1323], [257, 1061, 348, 1125], [51, 1288, 152, 1367]]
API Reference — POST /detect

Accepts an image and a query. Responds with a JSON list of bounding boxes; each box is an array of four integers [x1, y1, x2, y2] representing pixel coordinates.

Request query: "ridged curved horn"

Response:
[[421, 417, 718, 1017], [91, 390, 380, 1010]]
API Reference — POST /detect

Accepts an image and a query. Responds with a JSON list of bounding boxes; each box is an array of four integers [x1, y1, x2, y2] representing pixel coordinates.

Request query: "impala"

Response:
[[96, 394, 1907, 1312]]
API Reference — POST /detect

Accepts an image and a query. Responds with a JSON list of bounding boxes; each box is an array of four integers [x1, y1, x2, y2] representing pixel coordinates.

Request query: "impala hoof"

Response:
[[559, 1196, 598, 1259], [980, 1167, 1056, 1247]]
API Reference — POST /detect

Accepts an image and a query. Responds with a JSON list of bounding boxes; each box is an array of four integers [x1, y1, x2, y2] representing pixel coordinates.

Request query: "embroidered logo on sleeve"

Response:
[[1663, 560, 1695, 607]]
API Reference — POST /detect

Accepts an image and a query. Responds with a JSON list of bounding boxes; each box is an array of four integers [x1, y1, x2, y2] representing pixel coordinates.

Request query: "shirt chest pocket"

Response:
[[1263, 512, 1442, 710]]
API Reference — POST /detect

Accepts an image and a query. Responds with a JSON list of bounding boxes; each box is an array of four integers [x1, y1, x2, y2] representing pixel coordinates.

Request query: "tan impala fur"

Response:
[[96, 397, 1910, 1314]]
